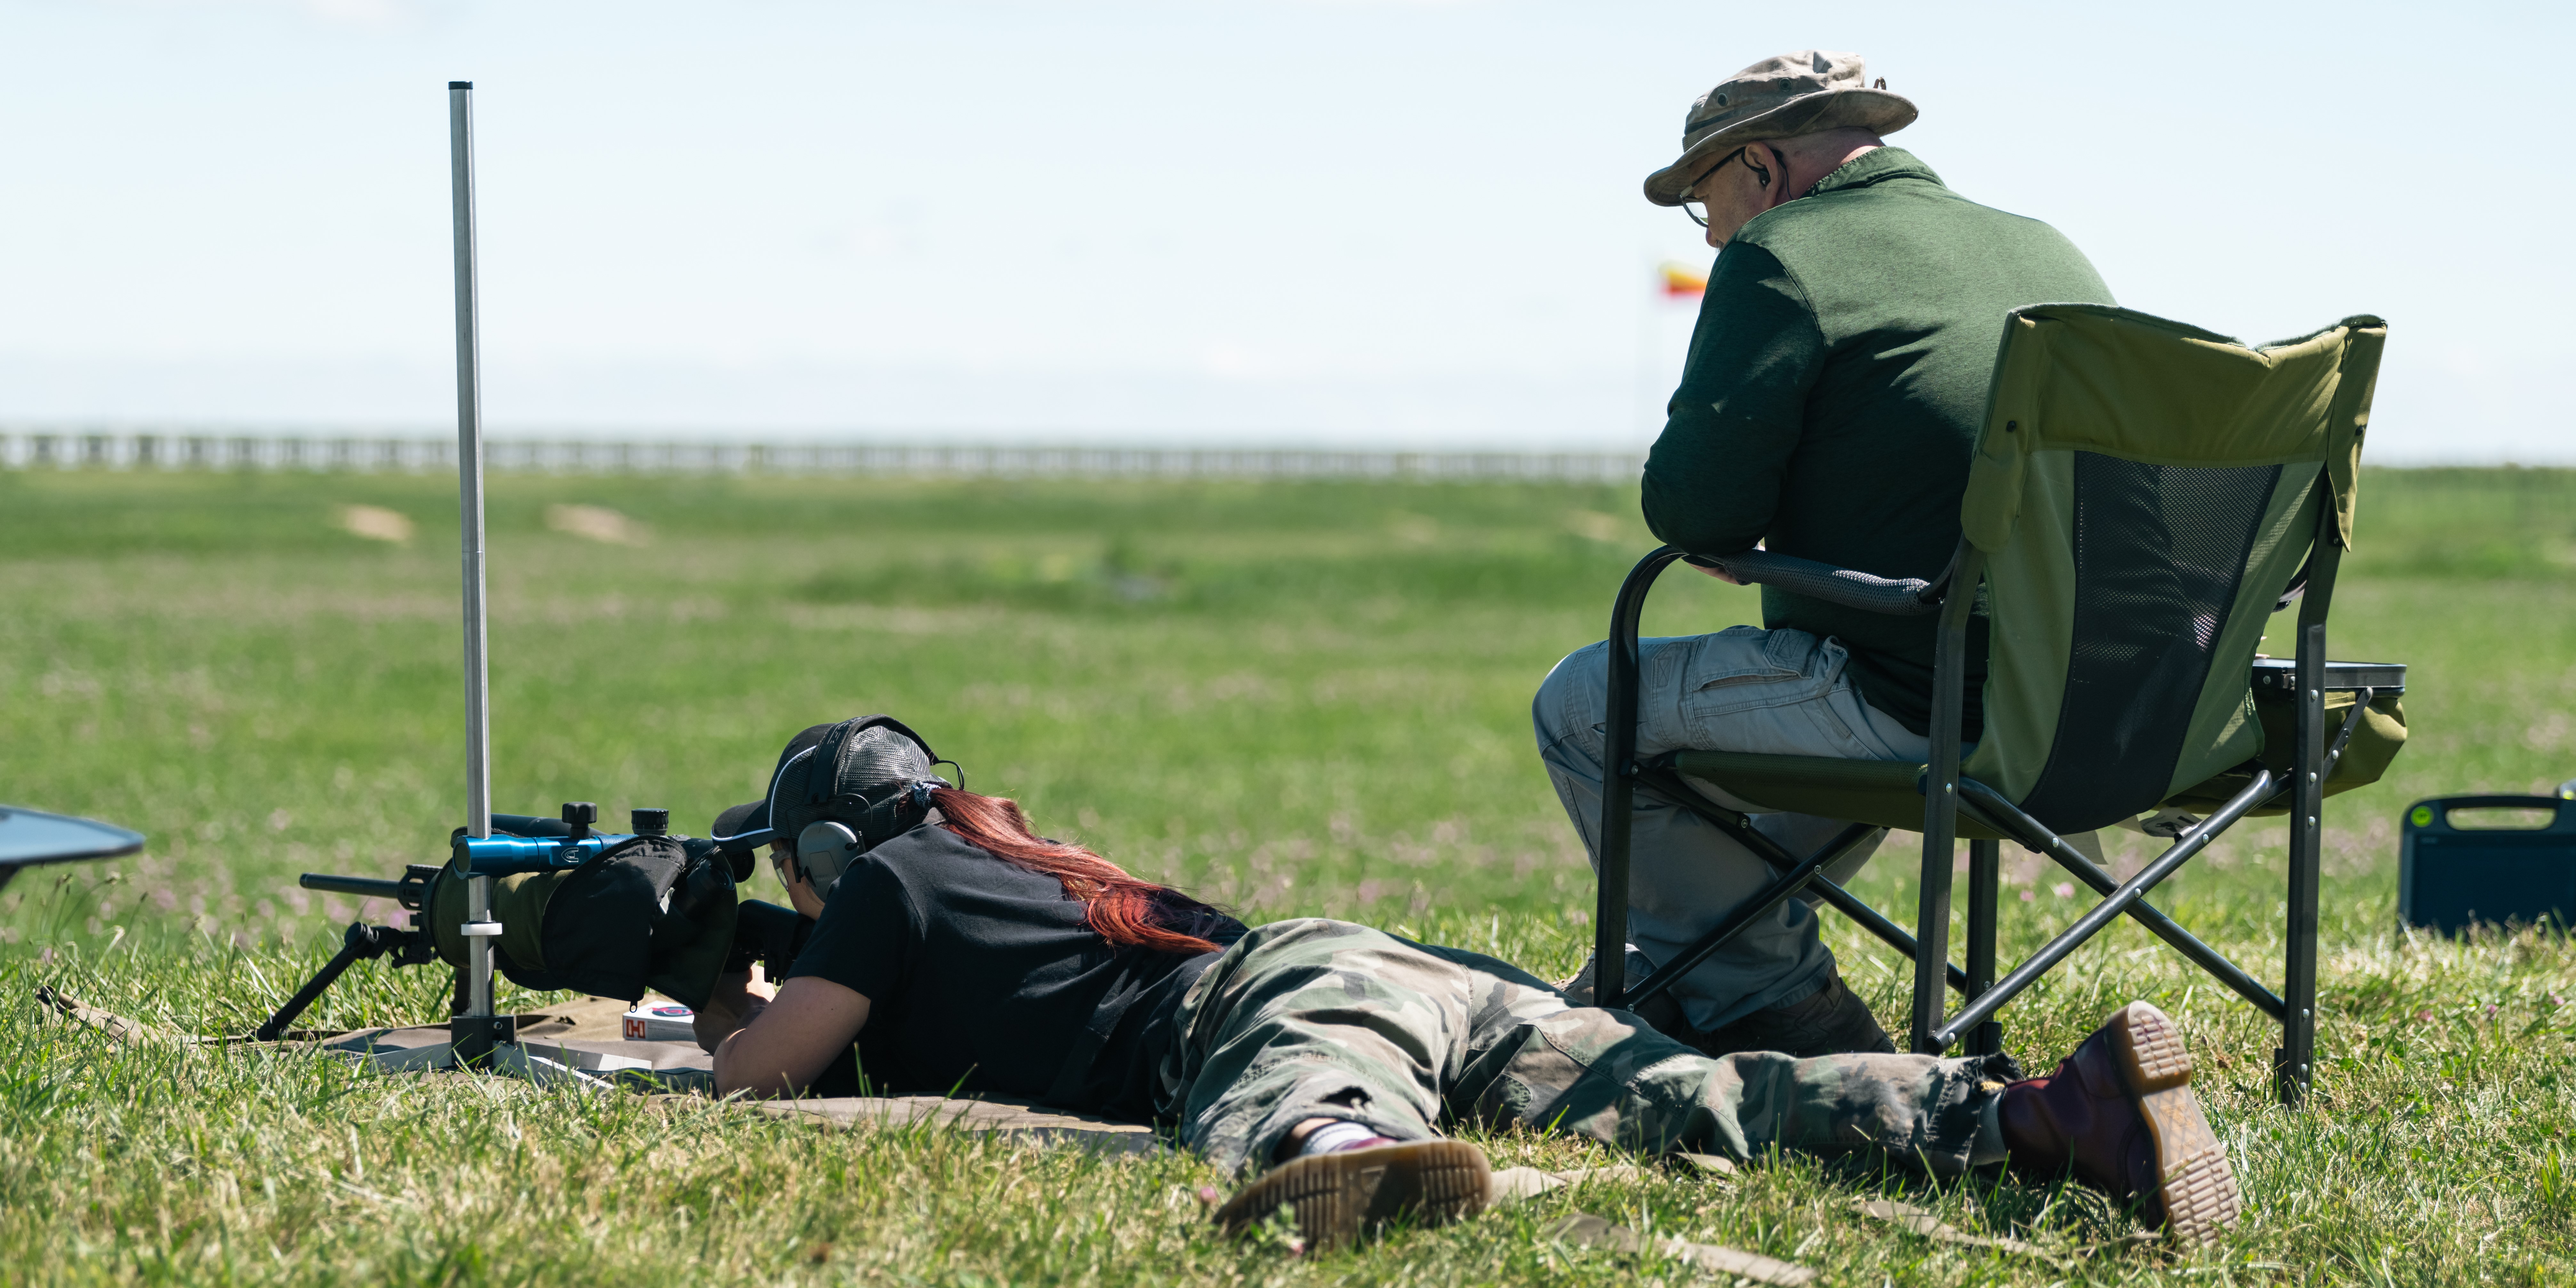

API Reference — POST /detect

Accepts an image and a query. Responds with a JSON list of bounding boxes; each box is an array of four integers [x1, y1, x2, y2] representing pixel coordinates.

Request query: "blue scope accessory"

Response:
[[453, 833, 634, 876]]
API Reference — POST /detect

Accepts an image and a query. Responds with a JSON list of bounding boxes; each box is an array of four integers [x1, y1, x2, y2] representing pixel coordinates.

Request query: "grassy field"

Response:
[[2, 463, 2573, 1284]]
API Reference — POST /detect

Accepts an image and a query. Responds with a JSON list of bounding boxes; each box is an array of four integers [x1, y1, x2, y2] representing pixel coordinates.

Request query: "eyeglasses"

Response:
[[1680, 146, 1772, 228]]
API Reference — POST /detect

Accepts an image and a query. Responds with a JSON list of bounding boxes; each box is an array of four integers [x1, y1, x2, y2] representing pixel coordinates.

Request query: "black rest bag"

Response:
[[431, 834, 740, 1009]]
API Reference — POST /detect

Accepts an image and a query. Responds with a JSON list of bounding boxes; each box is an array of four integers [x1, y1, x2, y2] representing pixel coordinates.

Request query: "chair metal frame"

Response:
[[1590, 501, 2391, 1107]]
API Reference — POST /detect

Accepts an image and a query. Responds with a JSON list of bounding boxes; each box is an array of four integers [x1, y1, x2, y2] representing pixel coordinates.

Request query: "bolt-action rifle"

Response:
[[259, 802, 807, 1043], [255, 802, 661, 1040]]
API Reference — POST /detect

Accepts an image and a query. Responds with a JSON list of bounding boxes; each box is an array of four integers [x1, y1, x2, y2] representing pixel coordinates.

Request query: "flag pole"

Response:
[[447, 80, 507, 1067]]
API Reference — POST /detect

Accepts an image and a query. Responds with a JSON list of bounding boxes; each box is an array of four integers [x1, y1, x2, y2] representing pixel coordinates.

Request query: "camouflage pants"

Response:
[[1157, 919, 2000, 1176]]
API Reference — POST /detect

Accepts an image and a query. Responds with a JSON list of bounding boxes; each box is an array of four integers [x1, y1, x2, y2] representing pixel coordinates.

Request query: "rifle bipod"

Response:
[[254, 920, 439, 1042]]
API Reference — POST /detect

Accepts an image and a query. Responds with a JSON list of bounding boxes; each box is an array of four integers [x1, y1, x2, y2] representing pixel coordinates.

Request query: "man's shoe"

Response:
[[1996, 1000, 2242, 1243], [1211, 1140, 1492, 1251], [1557, 952, 1695, 1041], [1689, 966, 1898, 1059]]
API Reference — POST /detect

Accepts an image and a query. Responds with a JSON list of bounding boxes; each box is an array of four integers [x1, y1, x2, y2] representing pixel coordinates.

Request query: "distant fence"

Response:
[[0, 431, 1645, 484]]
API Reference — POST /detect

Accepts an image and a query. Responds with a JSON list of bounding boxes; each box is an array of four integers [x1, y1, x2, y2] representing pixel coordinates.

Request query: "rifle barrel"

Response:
[[299, 873, 407, 900]]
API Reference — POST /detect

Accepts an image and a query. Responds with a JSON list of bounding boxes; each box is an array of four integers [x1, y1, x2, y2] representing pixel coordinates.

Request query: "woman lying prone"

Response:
[[691, 716, 2242, 1250]]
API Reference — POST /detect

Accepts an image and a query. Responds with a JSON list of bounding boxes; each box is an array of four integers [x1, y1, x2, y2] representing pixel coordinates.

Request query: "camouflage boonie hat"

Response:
[[1642, 50, 1917, 206]]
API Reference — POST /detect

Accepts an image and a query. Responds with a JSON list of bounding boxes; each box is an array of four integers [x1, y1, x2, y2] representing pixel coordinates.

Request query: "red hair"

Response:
[[930, 787, 1227, 955]]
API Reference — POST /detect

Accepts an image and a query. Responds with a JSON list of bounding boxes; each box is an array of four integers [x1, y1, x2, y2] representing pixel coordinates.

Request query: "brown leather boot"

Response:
[[1556, 951, 1695, 1042], [1689, 966, 1898, 1059], [1561, 956, 1895, 1059], [1211, 1140, 1492, 1251], [1996, 1001, 2242, 1242]]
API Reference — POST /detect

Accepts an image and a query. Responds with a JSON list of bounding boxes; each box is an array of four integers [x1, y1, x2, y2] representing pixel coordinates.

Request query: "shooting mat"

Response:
[[34, 989, 1159, 1153]]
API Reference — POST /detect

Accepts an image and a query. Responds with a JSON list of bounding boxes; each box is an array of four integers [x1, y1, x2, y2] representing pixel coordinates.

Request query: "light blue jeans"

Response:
[[1533, 627, 1931, 1032]]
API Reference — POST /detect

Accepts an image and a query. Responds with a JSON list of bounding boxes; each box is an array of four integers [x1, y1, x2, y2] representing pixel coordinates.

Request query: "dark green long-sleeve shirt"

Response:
[[1642, 148, 2112, 736]]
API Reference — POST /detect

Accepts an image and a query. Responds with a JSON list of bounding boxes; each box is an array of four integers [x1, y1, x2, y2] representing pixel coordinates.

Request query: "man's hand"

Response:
[[692, 967, 777, 1054], [1686, 553, 1748, 586]]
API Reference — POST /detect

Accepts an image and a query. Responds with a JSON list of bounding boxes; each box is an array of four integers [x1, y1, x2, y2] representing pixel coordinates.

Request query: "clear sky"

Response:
[[3, 0, 2567, 458]]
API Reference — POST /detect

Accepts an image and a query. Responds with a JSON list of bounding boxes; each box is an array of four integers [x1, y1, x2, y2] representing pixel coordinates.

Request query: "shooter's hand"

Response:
[[692, 967, 777, 1054], [1688, 557, 1745, 586]]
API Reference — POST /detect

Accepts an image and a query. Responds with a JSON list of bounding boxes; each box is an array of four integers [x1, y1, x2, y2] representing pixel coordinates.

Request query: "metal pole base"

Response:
[[450, 1014, 517, 1068]]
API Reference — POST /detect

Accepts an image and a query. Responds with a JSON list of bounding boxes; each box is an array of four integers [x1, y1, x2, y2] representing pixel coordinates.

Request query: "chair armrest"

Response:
[[1687, 549, 1945, 616]]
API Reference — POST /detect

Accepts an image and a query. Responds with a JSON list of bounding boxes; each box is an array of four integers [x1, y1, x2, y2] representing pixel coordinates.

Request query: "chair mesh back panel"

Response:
[[2014, 454, 2284, 833]]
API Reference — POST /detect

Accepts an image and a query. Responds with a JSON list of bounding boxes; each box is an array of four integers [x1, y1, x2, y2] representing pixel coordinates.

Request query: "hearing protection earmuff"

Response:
[[790, 777, 945, 896], [793, 820, 861, 894]]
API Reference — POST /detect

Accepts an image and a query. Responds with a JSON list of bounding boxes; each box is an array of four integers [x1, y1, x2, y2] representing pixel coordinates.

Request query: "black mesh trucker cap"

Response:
[[708, 716, 941, 855]]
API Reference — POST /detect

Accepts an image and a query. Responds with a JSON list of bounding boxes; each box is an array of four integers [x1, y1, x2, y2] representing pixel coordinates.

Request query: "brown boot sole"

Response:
[[2106, 1001, 2243, 1243], [1212, 1140, 1492, 1251]]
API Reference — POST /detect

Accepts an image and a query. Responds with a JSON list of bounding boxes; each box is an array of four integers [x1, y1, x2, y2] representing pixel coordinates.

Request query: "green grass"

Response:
[[3, 463, 2573, 1284]]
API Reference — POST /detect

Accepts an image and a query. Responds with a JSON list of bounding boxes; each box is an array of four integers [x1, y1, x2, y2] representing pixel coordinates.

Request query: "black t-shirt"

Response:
[[783, 823, 1244, 1120]]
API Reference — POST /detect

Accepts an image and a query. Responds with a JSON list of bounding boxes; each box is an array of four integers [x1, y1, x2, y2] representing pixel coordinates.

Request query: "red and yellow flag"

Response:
[[1659, 262, 1707, 298]]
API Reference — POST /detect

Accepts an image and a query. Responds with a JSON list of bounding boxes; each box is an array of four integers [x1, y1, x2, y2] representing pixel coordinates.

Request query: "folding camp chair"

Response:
[[1589, 304, 2391, 1107]]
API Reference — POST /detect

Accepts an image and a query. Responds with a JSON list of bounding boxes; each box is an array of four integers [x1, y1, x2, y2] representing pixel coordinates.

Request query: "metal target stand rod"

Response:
[[447, 80, 510, 1067]]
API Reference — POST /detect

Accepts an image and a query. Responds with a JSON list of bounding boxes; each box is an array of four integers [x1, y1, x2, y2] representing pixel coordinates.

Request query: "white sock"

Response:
[[1296, 1120, 1392, 1156]]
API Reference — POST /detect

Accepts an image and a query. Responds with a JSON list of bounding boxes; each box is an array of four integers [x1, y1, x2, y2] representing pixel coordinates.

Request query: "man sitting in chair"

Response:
[[1535, 51, 2114, 1057]]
